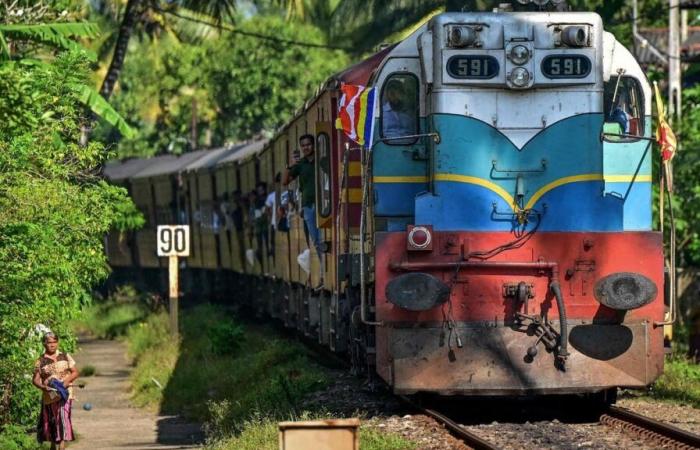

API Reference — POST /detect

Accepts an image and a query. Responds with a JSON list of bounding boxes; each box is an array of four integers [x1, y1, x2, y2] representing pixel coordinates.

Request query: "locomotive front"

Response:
[[370, 12, 664, 396]]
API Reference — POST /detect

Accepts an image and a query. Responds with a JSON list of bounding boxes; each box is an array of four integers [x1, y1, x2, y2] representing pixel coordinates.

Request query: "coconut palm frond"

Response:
[[0, 22, 100, 60]]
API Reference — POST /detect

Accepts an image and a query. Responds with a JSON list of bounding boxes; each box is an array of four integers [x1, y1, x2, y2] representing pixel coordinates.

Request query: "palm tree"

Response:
[[330, 0, 570, 55], [0, 20, 134, 137], [271, 0, 532, 56], [97, 0, 236, 100]]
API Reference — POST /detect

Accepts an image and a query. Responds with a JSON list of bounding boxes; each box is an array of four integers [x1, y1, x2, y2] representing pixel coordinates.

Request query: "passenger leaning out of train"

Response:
[[253, 182, 270, 264], [284, 134, 323, 287]]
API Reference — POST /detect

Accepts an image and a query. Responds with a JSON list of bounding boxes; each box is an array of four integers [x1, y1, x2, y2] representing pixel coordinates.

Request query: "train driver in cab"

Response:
[[382, 79, 416, 139], [284, 135, 323, 283]]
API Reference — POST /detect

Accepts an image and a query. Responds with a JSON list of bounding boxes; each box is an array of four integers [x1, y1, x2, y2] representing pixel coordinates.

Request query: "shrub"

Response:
[[0, 425, 39, 450], [208, 322, 245, 356]]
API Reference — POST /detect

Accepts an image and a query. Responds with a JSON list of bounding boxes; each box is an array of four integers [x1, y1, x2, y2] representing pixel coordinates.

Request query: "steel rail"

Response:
[[602, 406, 700, 450], [398, 396, 501, 450]]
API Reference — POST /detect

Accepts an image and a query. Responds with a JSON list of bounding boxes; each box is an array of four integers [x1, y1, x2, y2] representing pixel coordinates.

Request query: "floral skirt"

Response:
[[37, 400, 74, 442]]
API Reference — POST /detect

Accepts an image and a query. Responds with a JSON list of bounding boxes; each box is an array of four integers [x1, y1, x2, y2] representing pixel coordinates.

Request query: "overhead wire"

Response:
[[155, 7, 351, 51]]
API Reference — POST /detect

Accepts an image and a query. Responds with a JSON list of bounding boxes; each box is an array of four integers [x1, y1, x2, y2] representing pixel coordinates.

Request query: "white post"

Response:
[[669, 0, 682, 124], [169, 254, 179, 336]]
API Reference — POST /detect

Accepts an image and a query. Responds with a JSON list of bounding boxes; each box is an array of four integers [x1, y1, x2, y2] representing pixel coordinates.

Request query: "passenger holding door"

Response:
[[284, 134, 322, 261]]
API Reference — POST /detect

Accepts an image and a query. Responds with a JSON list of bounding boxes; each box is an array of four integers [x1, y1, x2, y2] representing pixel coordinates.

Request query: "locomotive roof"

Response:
[[216, 139, 268, 165], [332, 44, 396, 86], [131, 149, 210, 179], [102, 154, 177, 181], [182, 143, 247, 172]]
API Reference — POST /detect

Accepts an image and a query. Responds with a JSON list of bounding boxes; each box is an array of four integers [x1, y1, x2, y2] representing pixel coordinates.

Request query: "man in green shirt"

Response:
[[283, 134, 322, 263]]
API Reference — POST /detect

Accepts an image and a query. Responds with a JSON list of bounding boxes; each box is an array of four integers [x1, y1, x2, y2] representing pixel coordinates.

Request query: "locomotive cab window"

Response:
[[316, 132, 331, 217], [380, 73, 419, 145], [603, 75, 644, 141]]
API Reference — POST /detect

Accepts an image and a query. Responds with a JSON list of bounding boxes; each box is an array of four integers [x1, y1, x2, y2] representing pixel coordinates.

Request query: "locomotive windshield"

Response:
[[380, 73, 419, 144], [603, 75, 644, 140]]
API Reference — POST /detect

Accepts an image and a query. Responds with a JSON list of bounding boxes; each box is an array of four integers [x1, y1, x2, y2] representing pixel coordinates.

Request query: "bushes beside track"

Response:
[[649, 355, 700, 408], [80, 298, 414, 449]]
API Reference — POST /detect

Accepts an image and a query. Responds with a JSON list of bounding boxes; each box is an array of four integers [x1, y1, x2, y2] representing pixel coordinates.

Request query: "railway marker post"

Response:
[[157, 225, 190, 336]]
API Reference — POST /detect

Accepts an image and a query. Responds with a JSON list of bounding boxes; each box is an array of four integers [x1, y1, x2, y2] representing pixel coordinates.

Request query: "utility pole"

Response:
[[669, 0, 682, 123], [632, 0, 638, 58]]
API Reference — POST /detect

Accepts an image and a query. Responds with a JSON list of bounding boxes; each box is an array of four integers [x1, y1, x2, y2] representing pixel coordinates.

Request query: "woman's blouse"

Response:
[[34, 352, 76, 404]]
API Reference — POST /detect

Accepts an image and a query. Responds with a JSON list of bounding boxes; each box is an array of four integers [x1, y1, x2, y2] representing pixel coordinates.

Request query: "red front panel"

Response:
[[375, 231, 664, 323], [373, 231, 665, 395]]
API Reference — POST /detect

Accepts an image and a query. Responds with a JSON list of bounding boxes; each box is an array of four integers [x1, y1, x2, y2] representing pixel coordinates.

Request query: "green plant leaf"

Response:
[[69, 83, 135, 138], [0, 32, 9, 60], [0, 23, 99, 61]]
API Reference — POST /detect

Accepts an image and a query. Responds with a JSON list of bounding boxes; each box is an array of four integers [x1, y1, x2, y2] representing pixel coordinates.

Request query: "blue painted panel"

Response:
[[603, 118, 653, 195], [374, 183, 427, 217], [373, 117, 428, 216], [433, 113, 604, 190], [387, 218, 413, 231], [416, 180, 651, 232]]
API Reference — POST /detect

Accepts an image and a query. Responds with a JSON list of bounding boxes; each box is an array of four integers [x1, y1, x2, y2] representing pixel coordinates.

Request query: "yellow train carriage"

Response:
[[183, 147, 240, 270]]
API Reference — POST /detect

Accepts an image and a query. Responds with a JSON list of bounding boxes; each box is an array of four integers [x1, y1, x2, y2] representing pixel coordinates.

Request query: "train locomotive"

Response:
[[105, 10, 667, 401]]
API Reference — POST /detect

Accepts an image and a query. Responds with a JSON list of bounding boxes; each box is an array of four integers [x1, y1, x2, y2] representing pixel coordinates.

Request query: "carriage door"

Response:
[[372, 58, 427, 230]]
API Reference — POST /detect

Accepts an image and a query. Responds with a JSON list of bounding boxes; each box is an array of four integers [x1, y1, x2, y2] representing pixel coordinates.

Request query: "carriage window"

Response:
[[380, 73, 419, 145], [603, 76, 644, 141], [316, 132, 331, 218]]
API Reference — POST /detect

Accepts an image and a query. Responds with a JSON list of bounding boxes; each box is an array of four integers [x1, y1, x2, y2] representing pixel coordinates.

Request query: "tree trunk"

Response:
[[99, 0, 142, 100]]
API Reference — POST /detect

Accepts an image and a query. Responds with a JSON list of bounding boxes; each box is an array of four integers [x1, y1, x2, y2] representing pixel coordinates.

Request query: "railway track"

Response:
[[601, 406, 700, 450], [398, 395, 501, 450], [400, 394, 700, 450]]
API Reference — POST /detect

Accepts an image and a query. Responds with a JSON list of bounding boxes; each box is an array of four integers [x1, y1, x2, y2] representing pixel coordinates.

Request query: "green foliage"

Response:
[[0, 15, 141, 428], [208, 322, 245, 356], [205, 15, 347, 143], [0, 424, 40, 450], [649, 355, 700, 408], [0, 22, 99, 60], [80, 364, 97, 377], [205, 413, 416, 450], [672, 85, 700, 266], [75, 300, 149, 339], [102, 15, 347, 157]]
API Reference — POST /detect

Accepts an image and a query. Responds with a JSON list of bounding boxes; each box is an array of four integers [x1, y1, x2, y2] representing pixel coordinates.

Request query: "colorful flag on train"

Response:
[[654, 82, 678, 162], [335, 83, 377, 148], [653, 81, 678, 192]]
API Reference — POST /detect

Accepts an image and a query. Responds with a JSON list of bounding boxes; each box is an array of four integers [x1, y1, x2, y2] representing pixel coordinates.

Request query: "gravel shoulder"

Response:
[[617, 391, 700, 434], [70, 337, 202, 450]]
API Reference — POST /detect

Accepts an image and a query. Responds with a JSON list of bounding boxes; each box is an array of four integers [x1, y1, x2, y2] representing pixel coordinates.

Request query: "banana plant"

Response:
[[0, 21, 134, 138]]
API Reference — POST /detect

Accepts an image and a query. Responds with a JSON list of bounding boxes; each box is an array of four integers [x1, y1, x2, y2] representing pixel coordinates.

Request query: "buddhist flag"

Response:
[[335, 83, 376, 148], [654, 81, 678, 162], [654, 82, 678, 192]]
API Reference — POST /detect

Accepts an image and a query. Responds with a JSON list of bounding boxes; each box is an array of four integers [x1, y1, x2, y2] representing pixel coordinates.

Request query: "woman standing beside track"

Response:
[[32, 332, 79, 450]]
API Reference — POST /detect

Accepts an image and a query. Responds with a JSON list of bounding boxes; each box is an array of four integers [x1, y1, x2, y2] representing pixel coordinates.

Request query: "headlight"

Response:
[[386, 272, 450, 311], [561, 26, 588, 47], [448, 26, 477, 48], [407, 226, 432, 251], [509, 67, 530, 88], [509, 45, 530, 65]]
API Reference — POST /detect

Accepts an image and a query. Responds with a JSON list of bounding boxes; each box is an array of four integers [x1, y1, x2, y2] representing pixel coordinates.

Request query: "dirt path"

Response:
[[70, 337, 203, 450]]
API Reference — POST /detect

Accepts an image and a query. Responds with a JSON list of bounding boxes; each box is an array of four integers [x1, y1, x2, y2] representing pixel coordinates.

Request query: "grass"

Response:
[[648, 354, 700, 407], [86, 300, 415, 448], [126, 305, 329, 425], [206, 414, 416, 450], [80, 364, 96, 377], [73, 285, 150, 339]]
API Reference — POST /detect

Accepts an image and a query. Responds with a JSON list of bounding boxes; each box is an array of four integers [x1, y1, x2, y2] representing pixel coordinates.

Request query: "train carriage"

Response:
[[105, 9, 667, 402]]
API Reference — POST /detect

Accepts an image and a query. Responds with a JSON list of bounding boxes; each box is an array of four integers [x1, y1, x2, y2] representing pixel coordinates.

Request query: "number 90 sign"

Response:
[[157, 225, 190, 257]]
